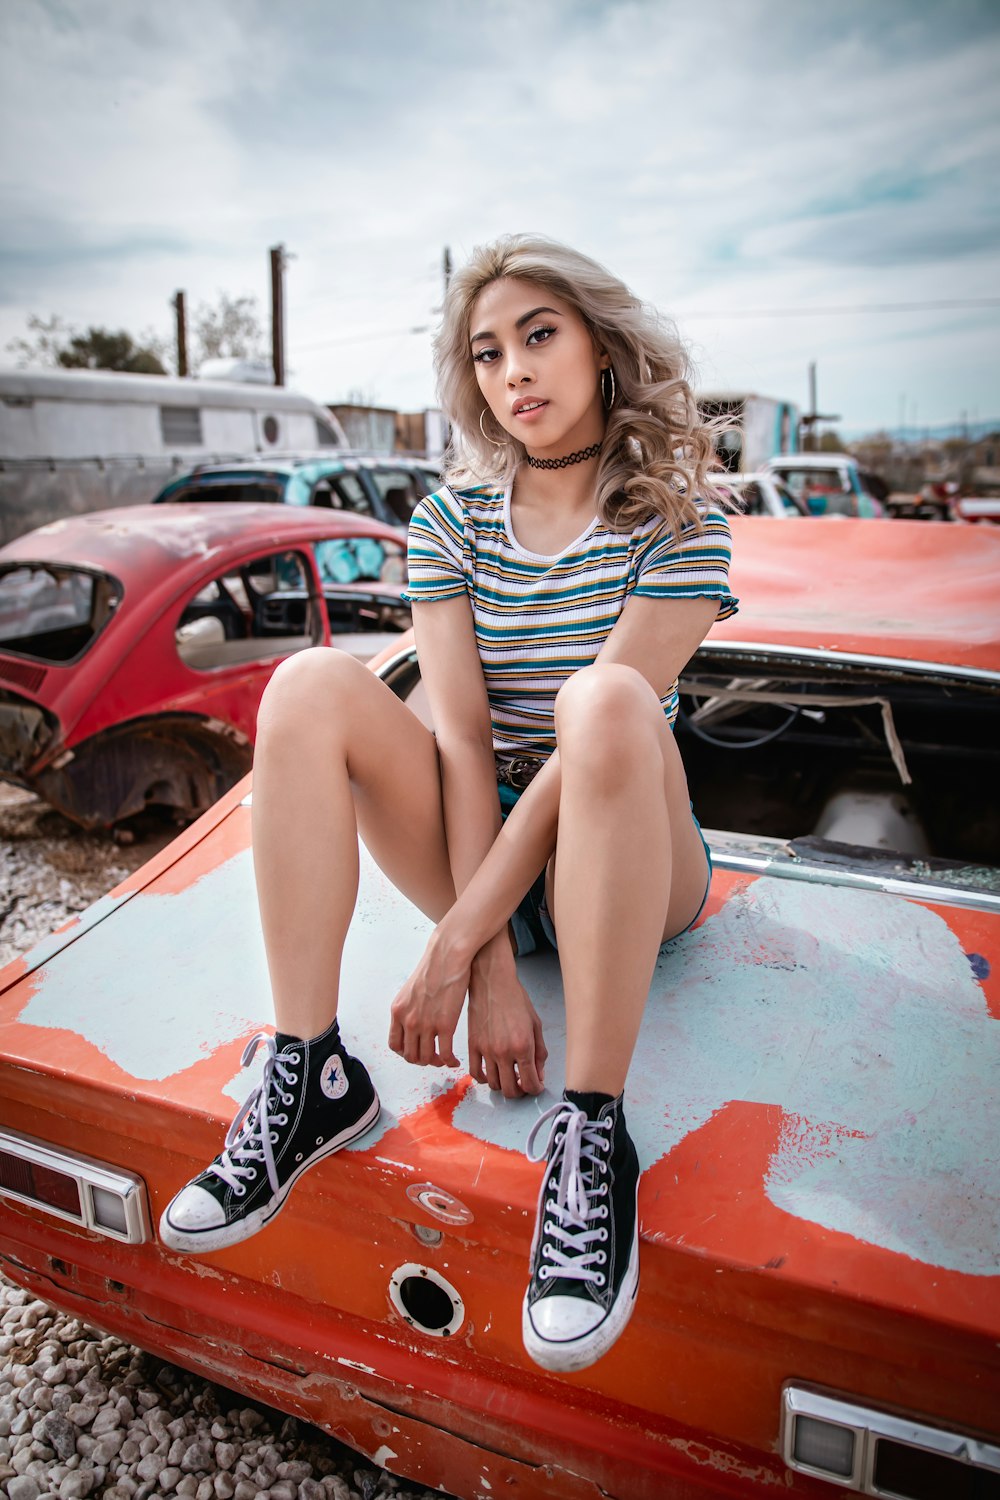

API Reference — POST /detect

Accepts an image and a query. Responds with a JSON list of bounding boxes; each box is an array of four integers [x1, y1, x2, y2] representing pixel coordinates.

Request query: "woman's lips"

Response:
[[512, 399, 549, 419]]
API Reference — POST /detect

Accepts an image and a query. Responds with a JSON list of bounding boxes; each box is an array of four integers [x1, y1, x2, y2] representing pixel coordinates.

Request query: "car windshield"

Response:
[[774, 467, 854, 516], [0, 564, 121, 663], [165, 479, 285, 504]]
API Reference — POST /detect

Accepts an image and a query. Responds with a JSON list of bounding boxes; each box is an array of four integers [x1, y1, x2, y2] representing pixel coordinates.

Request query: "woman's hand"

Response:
[[388, 930, 472, 1069], [467, 934, 548, 1098]]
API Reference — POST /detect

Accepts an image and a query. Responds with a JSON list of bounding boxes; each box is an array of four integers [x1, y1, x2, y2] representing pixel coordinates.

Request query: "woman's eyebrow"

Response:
[[469, 306, 562, 344]]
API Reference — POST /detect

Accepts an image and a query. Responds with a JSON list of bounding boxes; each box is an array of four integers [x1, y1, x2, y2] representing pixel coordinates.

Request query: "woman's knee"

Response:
[[556, 664, 659, 734], [554, 665, 661, 775], [257, 647, 368, 739]]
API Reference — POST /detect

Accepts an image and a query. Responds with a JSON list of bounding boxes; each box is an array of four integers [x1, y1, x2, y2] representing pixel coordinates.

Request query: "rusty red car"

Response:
[[0, 517, 998, 1499], [0, 504, 410, 828]]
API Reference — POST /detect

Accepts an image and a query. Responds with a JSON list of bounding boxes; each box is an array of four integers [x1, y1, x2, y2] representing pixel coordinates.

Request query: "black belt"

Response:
[[495, 752, 546, 791]]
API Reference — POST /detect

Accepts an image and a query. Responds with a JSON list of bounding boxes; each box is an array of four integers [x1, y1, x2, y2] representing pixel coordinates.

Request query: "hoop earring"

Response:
[[479, 409, 505, 448], [601, 367, 616, 410]]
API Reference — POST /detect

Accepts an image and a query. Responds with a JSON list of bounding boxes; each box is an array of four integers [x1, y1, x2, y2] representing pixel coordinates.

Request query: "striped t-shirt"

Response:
[[404, 482, 738, 756]]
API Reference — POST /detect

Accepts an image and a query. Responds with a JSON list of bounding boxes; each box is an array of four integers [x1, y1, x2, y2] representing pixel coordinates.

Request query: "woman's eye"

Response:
[[526, 325, 556, 345], [473, 347, 500, 364]]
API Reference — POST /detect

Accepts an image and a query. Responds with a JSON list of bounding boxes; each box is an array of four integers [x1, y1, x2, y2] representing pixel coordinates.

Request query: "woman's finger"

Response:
[[484, 1056, 503, 1093], [387, 1013, 404, 1055], [515, 1054, 543, 1096], [436, 1031, 460, 1069], [498, 1061, 522, 1100]]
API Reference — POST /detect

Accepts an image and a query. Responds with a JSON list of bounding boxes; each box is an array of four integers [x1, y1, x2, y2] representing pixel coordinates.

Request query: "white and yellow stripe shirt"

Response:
[[404, 482, 738, 757]]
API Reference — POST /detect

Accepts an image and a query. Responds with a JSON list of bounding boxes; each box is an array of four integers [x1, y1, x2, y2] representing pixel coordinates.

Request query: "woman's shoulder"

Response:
[[409, 483, 506, 554], [629, 499, 732, 546]]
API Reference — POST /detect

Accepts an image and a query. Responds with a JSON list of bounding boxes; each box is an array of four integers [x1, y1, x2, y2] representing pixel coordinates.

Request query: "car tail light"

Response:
[[781, 1385, 1000, 1496], [0, 1128, 149, 1244]]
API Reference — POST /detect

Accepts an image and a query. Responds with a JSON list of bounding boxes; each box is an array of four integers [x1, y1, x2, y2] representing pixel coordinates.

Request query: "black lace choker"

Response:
[[525, 441, 602, 470]]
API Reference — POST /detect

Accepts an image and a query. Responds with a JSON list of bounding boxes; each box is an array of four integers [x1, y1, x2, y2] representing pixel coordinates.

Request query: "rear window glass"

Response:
[[164, 480, 286, 505], [0, 564, 121, 663]]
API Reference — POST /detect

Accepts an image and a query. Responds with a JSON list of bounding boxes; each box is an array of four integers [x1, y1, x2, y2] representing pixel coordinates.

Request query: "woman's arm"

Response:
[[596, 592, 721, 694], [431, 593, 721, 956], [388, 596, 549, 1094]]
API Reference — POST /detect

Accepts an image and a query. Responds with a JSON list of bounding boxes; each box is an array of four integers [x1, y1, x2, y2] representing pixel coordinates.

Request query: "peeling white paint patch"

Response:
[[453, 879, 1000, 1275], [372, 1445, 397, 1466], [15, 892, 132, 981], [335, 1358, 377, 1375]]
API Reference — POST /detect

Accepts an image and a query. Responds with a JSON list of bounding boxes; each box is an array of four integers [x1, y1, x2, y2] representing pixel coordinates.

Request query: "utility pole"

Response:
[[270, 244, 286, 387], [172, 291, 188, 377], [443, 245, 452, 298], [801, 360, 839, 450]]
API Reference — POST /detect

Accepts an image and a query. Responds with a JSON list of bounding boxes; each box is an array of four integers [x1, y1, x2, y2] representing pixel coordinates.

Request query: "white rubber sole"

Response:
[[159, 1092, 381, 1255], [522, 1183, 640, 1373]]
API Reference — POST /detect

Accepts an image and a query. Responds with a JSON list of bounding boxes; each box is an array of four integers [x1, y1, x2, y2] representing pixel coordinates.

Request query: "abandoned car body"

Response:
[[0, 504, 410, 827], [0, 517, 998, 1497]]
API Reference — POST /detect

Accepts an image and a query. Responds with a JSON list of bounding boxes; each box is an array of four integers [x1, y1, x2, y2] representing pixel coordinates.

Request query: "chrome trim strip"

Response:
[[376, 640, 1000, 691], [695, 639, 1000, 689], [705, 831, 1000, 915], [0, 1127, 150, 1244], [373, 644, 419, 680], [781, 1384, 1000, 1494]]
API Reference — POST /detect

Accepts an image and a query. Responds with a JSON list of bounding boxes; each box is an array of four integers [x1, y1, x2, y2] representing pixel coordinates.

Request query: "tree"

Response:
[[57, 327, 166, 374], [7, 314, 167, 374], [191, 293, 265, 368]]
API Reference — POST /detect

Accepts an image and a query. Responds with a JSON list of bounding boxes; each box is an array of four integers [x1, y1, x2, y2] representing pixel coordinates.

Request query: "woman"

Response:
[[160, 234, 738, 1374]]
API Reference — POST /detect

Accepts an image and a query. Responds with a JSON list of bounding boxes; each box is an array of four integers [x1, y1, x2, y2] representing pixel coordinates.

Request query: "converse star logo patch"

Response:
[[320, 1054, 348, 1101]]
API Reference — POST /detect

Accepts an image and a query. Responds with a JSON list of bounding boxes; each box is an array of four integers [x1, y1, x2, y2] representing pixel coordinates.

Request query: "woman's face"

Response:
[[469, 277, 608, 457]]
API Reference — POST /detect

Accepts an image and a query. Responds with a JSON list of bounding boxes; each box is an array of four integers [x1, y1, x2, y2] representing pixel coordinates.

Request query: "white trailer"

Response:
[[0, 370, 346, 543], [697, 391, 800, 474]]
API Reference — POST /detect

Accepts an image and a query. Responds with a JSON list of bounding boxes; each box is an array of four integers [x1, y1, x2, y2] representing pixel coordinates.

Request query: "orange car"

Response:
[[1, 518, 998, 1498]]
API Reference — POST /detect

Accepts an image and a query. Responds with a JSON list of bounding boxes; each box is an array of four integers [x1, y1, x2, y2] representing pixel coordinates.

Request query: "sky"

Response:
[[1, 0, 998, 435]]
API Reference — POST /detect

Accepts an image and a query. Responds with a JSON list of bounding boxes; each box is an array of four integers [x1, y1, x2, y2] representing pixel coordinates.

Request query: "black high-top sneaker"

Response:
[[159, 1016, 379, 1254], [522, 1090, 640, 1372]]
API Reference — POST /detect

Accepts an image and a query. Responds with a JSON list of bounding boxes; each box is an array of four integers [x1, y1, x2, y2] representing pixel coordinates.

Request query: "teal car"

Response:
[[153, 454, 441, 531]]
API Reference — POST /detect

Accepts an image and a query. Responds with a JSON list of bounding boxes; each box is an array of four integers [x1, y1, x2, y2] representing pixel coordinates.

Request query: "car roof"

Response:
[[0, 504, 402, 595], [767, 453, 856, 469], [175, 452, 439, 481]]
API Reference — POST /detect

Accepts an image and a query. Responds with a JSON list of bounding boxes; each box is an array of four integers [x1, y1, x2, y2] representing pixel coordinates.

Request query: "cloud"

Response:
[[1, 0, 997, 428]]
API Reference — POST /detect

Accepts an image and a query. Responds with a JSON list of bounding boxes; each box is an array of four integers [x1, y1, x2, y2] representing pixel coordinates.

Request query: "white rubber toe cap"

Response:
[[527, 1294, 604, 1343], [160, 1184, 225, 1237]]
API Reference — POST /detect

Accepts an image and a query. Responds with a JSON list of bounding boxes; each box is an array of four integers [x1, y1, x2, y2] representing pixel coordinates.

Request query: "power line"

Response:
[[681, 297, 1000, 319], [293, 324, 431, 354]]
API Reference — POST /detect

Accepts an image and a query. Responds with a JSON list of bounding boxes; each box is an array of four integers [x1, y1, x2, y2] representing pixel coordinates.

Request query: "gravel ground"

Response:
[[0, 1272, 447, 1500], [0, 786, 449, 1500]]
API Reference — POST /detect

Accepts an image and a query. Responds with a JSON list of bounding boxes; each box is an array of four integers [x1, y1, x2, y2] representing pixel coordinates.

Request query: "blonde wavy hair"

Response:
[[435, 233, 730, 534]]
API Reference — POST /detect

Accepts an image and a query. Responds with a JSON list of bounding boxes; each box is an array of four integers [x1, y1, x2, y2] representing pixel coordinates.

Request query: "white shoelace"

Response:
[[526, 1101, 613, 1287], [209, 1033, 300, 1197]]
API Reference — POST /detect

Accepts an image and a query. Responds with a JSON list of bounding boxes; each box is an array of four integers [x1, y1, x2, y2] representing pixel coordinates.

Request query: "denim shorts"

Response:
[[497, 782, 713, 957]]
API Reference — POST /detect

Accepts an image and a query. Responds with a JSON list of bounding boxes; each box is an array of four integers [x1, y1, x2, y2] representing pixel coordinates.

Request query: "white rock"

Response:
[[91, 1408, 121, 1436], [136, 1453, 165, 1482], [59, 1471, 97, 1499], [7, 1475, 42, 1500]]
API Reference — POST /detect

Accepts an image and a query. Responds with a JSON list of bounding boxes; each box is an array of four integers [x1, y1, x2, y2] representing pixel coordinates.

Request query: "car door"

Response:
[[166, 544, 326, 741]]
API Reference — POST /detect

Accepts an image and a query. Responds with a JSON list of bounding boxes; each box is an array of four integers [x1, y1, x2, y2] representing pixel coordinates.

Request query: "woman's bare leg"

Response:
[[252, 647, 457, 1041], [548, 663, 708, 1095]]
